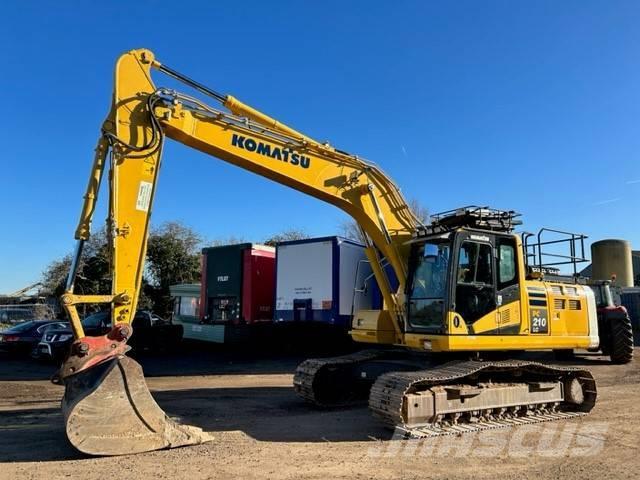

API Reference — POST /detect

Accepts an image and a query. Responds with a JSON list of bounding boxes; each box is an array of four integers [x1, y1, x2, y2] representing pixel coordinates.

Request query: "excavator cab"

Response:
[[406, 207, 523, 336]]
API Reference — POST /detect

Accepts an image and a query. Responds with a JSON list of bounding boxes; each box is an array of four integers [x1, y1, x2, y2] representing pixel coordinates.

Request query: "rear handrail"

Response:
[[523, 228, 588, 277]]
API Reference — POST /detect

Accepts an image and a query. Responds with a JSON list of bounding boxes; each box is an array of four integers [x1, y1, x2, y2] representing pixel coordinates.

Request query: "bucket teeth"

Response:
[[62, 356, 213, 456]]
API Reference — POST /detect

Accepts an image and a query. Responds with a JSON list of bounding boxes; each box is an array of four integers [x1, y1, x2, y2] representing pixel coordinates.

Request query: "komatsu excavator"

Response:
[[59, 48, 634, 456]]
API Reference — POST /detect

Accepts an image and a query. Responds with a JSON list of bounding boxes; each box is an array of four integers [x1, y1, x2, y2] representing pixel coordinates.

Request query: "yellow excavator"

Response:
[[59, 48, 634, 456]]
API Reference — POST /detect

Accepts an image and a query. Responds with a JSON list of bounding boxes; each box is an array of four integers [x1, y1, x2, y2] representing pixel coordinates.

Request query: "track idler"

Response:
[[58, 326, 212, 456]]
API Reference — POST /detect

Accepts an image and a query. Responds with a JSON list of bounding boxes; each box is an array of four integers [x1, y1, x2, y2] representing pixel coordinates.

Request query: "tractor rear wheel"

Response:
[[609, 313, 634, 364]]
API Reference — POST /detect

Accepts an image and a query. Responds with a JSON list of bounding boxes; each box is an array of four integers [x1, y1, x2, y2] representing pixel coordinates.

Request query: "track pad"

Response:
[[62, 356, 213, 455]]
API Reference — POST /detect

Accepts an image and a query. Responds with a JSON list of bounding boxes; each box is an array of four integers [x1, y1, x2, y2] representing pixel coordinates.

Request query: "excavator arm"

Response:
[[59, 48, 422, 455], [64, 49, 423, 342]]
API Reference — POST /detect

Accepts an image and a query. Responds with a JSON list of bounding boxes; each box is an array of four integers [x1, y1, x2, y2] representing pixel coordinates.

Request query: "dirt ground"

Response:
[[1, 346, 638, 480]]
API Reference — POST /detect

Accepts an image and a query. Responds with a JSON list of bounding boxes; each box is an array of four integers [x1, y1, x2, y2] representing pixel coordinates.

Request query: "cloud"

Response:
[[625, 179, 640, 185], [401, 145, 407, 158], [591, 197, 622, 206]]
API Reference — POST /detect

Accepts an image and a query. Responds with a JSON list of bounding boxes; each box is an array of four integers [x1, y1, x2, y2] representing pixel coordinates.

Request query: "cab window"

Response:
[[454, 240, 495, 325], [410, 242, 450, 299], [408, 240, 450, 330], [457, 242, 493, 285], [497, 240, 517, 289]]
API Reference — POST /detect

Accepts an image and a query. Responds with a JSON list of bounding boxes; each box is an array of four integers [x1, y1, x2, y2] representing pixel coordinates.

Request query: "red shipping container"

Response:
[[242, 246, 276, 324], [200, 243, 275, 325]]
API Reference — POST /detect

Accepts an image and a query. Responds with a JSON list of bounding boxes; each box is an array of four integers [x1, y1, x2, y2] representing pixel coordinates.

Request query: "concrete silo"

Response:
[[591, 239, 634, 287]]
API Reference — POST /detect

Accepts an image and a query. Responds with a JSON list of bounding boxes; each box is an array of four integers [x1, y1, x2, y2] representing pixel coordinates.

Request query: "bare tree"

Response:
[[206, 235, 248, 247], [338, 198, 429, 243], [407, 198, 429, 225], [263, 228, 310, 246]]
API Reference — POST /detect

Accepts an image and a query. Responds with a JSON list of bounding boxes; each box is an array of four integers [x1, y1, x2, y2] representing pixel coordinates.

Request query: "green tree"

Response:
[[41, 229, 110, 297], [41, 255, 73, 298], [145, 222, 202, 318], [42, 222, 203, 319], [41, 229, 111, 317]]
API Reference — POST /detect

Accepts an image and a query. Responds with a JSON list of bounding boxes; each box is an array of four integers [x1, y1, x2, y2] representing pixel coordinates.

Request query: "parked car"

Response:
[[34, 310, 183, 361], [0, 320, 68, 356]]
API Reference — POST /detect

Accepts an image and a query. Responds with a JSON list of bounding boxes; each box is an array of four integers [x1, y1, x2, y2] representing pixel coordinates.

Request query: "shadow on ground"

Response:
[[0, 384, 390, 463], [0, 348, 308, 382], [0, 347, 623, 463], [0, 407, 80, 462], [0, 336, 360, 382]]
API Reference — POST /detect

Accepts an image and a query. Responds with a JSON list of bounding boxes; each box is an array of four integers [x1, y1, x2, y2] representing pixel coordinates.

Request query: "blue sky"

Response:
[[1, 1, 639, 293]]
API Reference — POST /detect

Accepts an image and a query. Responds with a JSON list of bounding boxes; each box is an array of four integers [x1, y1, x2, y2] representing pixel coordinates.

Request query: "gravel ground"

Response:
[[0, 347, 638, 480]]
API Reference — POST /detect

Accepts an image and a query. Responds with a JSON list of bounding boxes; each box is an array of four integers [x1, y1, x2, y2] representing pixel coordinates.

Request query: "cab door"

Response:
[[495, 236, 522, 334], [452, 233, 499, 334]]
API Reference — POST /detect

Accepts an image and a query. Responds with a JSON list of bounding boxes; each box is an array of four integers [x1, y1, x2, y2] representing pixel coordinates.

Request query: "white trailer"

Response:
[[274, 236, 377, 328]]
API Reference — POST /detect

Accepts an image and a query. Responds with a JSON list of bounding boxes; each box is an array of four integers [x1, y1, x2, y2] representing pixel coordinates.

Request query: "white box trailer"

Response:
[[275, 236, 377, 329]]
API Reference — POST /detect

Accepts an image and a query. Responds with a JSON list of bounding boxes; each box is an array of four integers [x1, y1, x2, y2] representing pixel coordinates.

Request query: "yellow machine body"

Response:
[[351, 232, 599, 353], [58, 49, 607, 456]]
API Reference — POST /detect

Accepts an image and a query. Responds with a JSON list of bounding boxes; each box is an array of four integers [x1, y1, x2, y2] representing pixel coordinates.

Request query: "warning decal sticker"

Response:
[[135, 181, 153, 212]]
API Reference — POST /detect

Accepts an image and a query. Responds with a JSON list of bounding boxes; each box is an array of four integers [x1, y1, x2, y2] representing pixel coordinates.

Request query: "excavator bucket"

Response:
[[62, 355, 213, 456]]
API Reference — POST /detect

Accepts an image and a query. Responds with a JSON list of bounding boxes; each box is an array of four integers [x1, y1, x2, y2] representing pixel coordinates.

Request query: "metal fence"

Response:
[[0, 303, 58, 326]]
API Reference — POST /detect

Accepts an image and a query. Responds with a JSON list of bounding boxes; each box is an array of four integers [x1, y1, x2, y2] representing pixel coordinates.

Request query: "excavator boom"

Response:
[[60, 48, 422, 455]]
